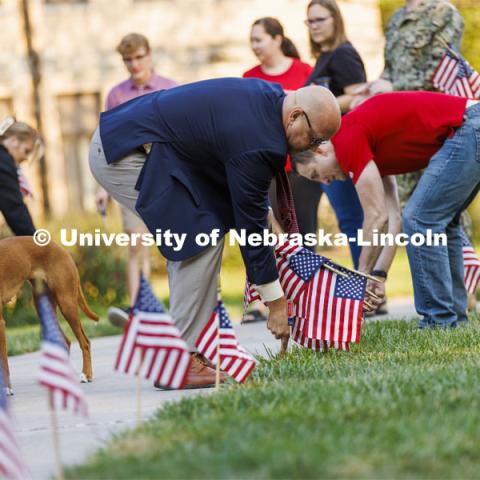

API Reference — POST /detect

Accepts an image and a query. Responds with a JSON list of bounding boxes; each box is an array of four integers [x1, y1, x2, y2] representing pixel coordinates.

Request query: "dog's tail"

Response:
[[78, 284, 99, 321]]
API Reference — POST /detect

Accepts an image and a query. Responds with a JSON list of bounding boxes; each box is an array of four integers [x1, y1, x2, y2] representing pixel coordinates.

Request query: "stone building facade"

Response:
[[0, 0, 384, 219]]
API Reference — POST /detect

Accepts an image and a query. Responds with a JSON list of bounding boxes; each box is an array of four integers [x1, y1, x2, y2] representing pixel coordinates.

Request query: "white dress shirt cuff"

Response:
[[254, 280, 284, 302]]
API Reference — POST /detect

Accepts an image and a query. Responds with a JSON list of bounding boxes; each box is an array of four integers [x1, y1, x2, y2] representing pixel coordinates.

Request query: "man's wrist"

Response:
[[371, 269, 387, 280]]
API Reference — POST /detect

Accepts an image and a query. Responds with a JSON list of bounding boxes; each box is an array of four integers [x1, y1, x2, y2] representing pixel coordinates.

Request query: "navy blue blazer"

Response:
[[99, 78, 288, 285]]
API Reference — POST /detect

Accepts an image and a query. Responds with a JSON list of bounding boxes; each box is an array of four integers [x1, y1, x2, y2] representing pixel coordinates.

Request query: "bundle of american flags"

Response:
[[461, 229, 480, 295], [0, 366, 29, 480], [245, 238, 367, 351], [432, 47, 480, 99], [115, 275, 191, 389], [36, 293, 88, 417], [196, 300, 256, 383]]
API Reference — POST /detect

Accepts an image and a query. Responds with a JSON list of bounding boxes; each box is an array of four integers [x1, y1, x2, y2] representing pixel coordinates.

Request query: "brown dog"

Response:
[[0, 236, 99, 393]]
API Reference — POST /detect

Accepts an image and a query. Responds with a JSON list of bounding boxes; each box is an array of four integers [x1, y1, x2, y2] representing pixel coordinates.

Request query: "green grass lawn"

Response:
[[66, 317, 480, 479]]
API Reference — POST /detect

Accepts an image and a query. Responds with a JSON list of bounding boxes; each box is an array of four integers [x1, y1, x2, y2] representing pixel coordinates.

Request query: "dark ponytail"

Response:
[[281, 37, 300, 59], [252, 17, 301, 59]]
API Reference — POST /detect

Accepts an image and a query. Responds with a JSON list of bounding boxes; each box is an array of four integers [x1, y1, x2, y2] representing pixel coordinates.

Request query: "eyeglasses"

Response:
[[122, 53, 149, 64], [304, 16, 332, 27], [302, 111, 327, 147]]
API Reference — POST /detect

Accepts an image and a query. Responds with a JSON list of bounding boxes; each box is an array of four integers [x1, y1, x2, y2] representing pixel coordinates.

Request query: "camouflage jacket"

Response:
[[381, 0, 464, 91]]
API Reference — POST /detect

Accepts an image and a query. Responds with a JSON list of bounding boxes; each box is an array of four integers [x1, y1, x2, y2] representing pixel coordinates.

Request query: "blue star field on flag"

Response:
[[133, 275, 167, 315], [334, 271, 367, 301], [289, 249, 327, 282]]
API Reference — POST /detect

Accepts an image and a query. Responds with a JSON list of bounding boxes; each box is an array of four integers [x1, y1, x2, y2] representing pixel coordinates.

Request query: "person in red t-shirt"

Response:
[[292, 91, 480, 329], [242, 17, 318, 324]]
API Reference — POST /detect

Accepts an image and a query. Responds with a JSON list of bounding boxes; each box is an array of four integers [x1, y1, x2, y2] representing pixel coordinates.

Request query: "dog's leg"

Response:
[[0, 306, 13, 395], [56, 298, 92, 383]]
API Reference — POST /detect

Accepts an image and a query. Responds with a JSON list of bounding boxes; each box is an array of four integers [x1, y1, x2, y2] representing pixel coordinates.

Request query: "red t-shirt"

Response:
[[331, 91, 467, 184], [243, 58, 313, 91], [243, 58, 313, 172]]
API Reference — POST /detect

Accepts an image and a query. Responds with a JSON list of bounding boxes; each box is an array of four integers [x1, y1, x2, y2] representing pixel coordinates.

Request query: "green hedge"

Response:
[[378, 0, 480, 70]]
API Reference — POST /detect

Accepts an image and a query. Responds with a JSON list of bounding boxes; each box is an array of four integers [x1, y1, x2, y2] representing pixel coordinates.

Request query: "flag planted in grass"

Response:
[[0, 366, 29, 480], [36, 294, 88, 417], [196, 300, 256, 383], [291, 264, 367, 351], [461, 229, 480, 295], [115, 275, 190, 390], [244, 238, 367, 352]]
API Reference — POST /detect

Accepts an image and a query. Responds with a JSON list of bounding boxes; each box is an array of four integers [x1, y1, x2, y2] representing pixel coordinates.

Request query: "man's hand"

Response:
[[350, 80, 394, 110], [95, 187, 109, 215], [266, 296, 290, 340], [364, 278, 385, 312]]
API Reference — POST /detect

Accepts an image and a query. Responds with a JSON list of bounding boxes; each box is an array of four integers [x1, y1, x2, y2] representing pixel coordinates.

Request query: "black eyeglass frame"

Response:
[[302, 111, 327, 147]]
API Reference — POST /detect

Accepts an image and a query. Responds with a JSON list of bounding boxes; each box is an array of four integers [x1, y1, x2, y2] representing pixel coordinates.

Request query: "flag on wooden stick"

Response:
[[196, 300, 256, 383], [115, 275, 191, 390], [36, 294, 88, 417]]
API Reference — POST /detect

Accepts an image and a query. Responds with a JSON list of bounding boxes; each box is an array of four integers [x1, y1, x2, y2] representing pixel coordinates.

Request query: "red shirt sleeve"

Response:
[[331, 123, 373, 184]]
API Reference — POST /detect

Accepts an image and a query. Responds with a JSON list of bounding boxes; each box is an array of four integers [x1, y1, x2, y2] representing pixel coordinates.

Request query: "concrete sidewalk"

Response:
[[9, 299, 418, 479]]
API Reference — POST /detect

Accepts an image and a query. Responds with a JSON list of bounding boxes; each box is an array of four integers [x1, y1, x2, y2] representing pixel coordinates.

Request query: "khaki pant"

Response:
[[88, 128, 222, 349]]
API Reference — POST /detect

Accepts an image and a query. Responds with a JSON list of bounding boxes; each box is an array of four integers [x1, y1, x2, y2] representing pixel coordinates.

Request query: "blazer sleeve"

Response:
[[0, 157, 36, 236], [224, 150, 280, 285]]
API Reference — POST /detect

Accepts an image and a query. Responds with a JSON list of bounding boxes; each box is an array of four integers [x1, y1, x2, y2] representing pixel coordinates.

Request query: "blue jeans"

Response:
[[323, 179, 364, 268], [403, 103, 480, 328]]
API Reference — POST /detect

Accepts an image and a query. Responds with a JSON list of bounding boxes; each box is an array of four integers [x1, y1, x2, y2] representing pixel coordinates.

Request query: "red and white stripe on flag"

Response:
[[38, 341, 88, 417], [115, 312, 191, 389], [463, 244, 480, 295], [275, 240, 310, 302], [432, 50, 480, 99], [196, 301, 256, 383], [0, 410, 29, 480]]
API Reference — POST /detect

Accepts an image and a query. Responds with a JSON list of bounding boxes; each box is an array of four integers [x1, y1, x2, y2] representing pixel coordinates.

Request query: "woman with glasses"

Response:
[[305, 0, 366, 113], [304, 1, 367, 268]]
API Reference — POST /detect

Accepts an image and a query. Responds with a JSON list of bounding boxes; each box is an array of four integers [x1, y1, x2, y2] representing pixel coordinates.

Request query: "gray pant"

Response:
[[88, 128, 223, 349]]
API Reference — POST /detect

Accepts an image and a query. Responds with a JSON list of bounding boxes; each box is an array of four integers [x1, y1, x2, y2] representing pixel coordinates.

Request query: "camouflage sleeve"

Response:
[[392, 2, 464, 91], [434, 2, 464, 50], [379, 13, 397, 83]]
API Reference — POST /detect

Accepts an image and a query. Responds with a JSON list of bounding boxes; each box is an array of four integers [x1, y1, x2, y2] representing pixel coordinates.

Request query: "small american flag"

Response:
[[115, 275, 191, 389], [0, 366, 29, 480], [432, 48, 480, 99], [36, 294, 88, 417], [16, 166, 34, 198], [196, 301, 256, 383], [294, 264, 366, 350], [461, 229, 480, 295]]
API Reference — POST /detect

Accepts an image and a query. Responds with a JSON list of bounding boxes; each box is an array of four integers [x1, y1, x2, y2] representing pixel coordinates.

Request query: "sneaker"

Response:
[[107, 306, 131, 328]]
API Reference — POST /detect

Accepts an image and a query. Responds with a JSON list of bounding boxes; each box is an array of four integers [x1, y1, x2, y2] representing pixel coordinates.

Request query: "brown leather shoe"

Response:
[[154, 353, 227, 390]]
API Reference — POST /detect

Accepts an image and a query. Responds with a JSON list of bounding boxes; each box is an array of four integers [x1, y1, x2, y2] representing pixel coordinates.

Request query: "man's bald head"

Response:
[[282, 85, 341, 154]]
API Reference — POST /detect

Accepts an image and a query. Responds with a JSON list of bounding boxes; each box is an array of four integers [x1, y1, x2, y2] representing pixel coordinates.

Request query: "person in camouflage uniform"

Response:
[[380, 0, 464, 206], [354, 1, 473, 314]]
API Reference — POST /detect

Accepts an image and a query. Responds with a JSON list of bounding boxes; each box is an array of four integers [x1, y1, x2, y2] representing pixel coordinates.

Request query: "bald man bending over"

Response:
[[89, 78, 340, 388]]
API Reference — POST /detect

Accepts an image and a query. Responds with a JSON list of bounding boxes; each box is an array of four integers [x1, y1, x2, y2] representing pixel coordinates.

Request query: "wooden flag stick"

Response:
[[349, 269, 382, 283], [324, 263, 348, 277], [136, 352, 145, 426], [366, 288, 381, 300], [215, 274, 221, 390], [48, 392, 65, 480]]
